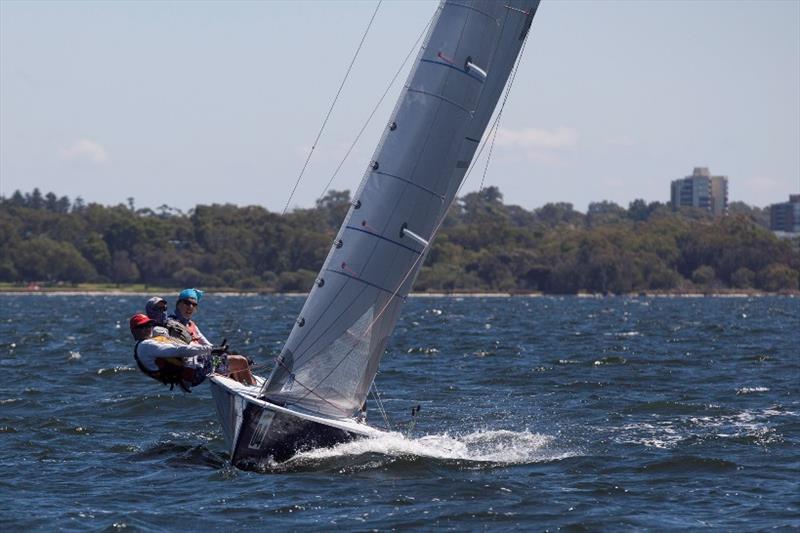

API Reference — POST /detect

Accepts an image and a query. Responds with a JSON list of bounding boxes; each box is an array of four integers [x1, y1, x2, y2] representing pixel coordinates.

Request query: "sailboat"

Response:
[[210, 0, 540, 467]]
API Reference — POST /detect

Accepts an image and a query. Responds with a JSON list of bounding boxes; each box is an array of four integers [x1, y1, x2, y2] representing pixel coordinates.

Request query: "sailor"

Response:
[[129, 313, 256, 389], [169, 288, 211, 346], [145, 296, 193, 344]]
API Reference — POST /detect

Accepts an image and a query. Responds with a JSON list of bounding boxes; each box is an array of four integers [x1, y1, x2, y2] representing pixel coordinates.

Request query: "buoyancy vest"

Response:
[[168, 313, 206, 345], [133, 336, 199, 393], [165, 319, 193, 344], [185, 321, 205, 344]]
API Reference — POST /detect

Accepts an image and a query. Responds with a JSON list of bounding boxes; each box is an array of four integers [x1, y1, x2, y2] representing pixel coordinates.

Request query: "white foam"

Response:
[[290, 429, 571, 465], [615, 405, 793, 449], [0, 398, 21, 405], [736, 387, 769, 395]]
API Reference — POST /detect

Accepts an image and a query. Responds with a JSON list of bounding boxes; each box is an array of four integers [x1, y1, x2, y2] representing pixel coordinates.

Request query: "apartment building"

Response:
[[670, 167, 728, 216], [770, 194, 800, 233]]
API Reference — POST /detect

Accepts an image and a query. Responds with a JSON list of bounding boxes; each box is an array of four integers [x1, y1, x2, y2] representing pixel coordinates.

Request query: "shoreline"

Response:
[[0, 287, 795, 298]]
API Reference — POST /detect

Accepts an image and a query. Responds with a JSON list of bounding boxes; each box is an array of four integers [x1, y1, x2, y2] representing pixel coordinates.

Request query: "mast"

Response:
[[263, 0, 540, 418]]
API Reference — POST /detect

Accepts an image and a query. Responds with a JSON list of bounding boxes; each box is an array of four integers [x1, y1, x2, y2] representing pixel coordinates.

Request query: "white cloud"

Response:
[[493, 126, 578, 161], [59, 139, 109, 163]]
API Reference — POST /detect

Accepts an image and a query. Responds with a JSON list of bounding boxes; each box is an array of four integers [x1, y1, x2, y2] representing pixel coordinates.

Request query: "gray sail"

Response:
[[264, 0, 540, 418]]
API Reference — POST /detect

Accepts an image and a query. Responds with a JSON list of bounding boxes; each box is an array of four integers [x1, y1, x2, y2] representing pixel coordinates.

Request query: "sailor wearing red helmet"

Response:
[[129, 313, 255, 390]]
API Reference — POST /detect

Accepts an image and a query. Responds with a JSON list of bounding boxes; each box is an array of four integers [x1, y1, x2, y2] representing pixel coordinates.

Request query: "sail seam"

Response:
[[445, 1, 495, 21], [345, 225, 422, 255], [419, 58, 485, 83], [325, 268, 405, 299], [406, 88, 471, 115], [374, 170, 445, 200]]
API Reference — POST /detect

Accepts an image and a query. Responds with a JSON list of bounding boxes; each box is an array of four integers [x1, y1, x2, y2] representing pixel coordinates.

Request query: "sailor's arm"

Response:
[[164, 341, 213, 358], [136, 339, 212, 371]]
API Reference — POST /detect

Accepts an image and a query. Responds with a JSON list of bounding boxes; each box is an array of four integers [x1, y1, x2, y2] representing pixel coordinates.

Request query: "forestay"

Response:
[[263, 0, 541, 418]]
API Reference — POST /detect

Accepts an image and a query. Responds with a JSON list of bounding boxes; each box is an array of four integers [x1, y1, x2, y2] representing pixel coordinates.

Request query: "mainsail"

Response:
[[263, 0, 540, 418]]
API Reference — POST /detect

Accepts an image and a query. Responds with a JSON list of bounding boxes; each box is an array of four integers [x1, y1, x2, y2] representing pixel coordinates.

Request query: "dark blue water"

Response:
[[1, 294, 798, 530]]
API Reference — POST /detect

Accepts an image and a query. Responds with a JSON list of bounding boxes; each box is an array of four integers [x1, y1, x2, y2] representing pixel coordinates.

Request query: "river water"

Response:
[[0, 294, 797, 530]]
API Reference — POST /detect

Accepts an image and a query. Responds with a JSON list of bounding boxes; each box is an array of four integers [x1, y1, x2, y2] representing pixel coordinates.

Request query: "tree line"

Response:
[[1, 187, 798, 293]]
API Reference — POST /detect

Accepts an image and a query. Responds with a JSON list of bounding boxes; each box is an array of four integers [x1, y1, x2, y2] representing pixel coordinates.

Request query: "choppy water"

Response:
[[0, 294, 798, 530]]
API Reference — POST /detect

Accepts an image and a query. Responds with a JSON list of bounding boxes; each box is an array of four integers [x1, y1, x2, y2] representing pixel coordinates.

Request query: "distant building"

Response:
[[709, 176, 728, 217], [670, 167, 728, 216], [770, 194, 800, 233]]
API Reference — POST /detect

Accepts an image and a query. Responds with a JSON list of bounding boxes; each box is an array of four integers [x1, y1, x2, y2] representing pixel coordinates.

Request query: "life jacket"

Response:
[[185, 321, 205, 344], [165, 319, 193, 344], [168, 313, 205, 345], [133, 336, 199, 393]]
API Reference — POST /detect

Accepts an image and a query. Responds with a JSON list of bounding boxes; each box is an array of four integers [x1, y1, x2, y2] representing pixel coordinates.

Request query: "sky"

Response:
[[1, 0, 798, 213]]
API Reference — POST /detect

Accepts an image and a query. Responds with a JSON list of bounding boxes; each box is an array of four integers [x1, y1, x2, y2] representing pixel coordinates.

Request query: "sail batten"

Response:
[[263, 0, 540, 419]]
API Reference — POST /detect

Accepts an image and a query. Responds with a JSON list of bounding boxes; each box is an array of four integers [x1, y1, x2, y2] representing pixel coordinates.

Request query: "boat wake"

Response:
[[265, 429, 575, 472]]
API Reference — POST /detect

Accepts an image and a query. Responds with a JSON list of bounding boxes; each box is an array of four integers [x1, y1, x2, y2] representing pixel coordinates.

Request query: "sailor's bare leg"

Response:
[[227, 355, 256, 385]]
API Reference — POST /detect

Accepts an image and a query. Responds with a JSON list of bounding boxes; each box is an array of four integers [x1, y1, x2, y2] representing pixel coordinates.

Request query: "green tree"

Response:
[[756, 264, 799, 291], [111, 250, 140, 285], [691, 265, 716, 286], [731, 267, 755, 289]]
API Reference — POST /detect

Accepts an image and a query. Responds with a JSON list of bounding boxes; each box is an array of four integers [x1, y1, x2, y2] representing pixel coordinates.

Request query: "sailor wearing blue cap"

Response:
[[170, 288, 211, 346], [178, 288, 203, 302]]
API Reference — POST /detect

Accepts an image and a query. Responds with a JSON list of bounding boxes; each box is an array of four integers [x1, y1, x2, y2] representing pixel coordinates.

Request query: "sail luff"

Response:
[[263, 0, 540, 418]]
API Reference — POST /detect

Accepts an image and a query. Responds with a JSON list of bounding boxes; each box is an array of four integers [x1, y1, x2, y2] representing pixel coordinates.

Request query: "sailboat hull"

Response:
[[210, 375, 382, 467], [233, 402, 357, 464]]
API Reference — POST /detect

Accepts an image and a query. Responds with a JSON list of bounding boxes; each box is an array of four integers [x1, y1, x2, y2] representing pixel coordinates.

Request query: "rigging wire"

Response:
[[317, 13, 434, 203], [477, 27, 530, 192], [478, 115, 502, 192], [281, 0, 383, 216], [370, 380, 392, 431], [274, 357, 353, 416]]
